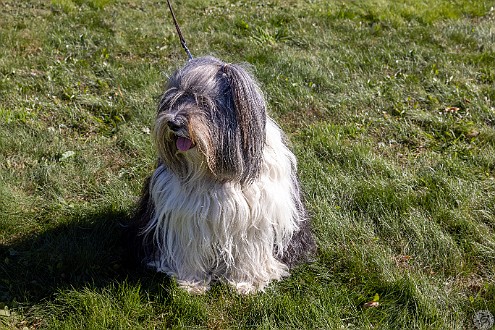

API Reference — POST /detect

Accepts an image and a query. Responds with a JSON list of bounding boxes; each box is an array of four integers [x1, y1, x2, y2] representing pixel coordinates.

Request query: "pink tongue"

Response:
[[176, 136, 193, 151]]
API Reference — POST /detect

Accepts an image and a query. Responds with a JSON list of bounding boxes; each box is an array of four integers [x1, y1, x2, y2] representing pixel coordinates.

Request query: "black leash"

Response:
[[166, 0, 193, 60]]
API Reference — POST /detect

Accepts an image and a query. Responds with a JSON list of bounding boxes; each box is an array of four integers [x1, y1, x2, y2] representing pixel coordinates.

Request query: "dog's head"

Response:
[[153, 56, 267, 184]]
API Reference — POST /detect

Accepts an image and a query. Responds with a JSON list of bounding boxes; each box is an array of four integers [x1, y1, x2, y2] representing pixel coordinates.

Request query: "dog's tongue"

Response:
[[176, 136, 193, 151]]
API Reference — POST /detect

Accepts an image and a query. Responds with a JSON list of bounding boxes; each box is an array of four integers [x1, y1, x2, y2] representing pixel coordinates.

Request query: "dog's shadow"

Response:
[[0, 208, 171, 304]]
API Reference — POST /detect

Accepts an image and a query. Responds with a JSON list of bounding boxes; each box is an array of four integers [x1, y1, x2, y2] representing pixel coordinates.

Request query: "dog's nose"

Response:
[[167, 119, 182, 132]]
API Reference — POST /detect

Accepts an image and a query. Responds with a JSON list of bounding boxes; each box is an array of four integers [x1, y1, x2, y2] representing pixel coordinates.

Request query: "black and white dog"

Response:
[[132, 56, 315, 294]]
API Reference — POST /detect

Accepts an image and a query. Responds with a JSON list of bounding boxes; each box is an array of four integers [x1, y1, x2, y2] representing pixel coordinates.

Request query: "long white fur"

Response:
[[141, 118, 301, 294]]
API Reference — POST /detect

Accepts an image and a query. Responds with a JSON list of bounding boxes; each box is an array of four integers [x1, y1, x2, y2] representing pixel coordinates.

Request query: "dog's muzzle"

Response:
[[167, 118, 194, 152]]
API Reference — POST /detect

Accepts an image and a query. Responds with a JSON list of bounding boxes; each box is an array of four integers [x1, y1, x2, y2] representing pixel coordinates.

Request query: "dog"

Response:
[[131, 56, 315, 294]]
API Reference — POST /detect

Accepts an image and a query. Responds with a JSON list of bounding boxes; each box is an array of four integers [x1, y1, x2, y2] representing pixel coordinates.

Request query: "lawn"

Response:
[[1, 0, 494, 328]]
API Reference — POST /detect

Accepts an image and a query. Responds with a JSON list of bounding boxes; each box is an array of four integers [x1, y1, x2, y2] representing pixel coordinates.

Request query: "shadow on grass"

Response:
[[0, 208, 171, 305]]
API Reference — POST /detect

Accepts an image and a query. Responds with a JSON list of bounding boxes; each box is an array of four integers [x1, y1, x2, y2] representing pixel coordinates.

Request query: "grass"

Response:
[[1, 0, 494, 328]]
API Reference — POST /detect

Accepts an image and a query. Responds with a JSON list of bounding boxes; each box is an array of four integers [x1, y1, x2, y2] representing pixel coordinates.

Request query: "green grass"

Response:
[[1, 0, 494, 328]]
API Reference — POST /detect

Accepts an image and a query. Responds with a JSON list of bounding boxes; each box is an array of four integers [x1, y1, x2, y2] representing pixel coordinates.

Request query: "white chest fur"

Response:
[[141, 119, 303, 293]]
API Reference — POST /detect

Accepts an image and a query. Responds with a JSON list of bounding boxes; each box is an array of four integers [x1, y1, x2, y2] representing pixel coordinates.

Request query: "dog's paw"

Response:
[[177, 280, 210, 295], [229, 281, 267, 295]]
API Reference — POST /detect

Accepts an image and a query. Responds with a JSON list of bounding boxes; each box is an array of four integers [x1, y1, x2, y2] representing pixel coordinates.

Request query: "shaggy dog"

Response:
[[131, 56, 315, 294]]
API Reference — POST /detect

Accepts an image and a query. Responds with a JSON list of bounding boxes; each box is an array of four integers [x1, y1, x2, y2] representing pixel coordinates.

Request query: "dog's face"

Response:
[[153, 56, 267, 184]]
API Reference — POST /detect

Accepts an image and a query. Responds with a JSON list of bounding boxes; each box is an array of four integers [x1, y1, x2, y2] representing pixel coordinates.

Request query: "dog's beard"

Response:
[[152, 107, 213, 183]]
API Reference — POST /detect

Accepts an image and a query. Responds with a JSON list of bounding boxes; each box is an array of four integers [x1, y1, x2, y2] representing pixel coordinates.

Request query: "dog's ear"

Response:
[[223, 64, 267, 183]]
